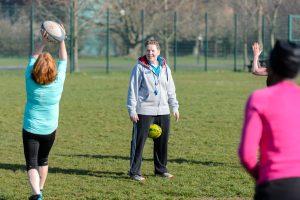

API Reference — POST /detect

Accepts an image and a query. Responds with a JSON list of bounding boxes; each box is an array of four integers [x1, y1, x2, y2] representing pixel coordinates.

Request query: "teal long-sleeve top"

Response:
[[23, 57, 67, 135]]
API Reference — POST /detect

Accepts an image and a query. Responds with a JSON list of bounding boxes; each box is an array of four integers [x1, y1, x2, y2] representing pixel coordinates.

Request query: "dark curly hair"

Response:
[[270, 40, 300, 79]]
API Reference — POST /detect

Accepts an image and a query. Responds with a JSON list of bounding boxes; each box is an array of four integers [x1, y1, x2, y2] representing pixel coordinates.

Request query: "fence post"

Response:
[[262, 15, 265, 59], [30, 0, 34, 56], [69, 0, 74, 73], [204, 13, 208, 71], [197, 40, 200, 65], [173, 11, 177, 72], [288, 15, 292, 42], [106, 8, 110, 74], [196, 15, 200, 65], [234, 14, 237, 72], [141, 10, 144, 56]]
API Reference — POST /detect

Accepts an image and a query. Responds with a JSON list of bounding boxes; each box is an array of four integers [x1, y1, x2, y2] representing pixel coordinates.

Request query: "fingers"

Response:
[[40, 28, 48, 38], [252, 42, 259, 50], [130, 115, 139, 123], [253, 42, 262, 51], [252, 42, 262, 57], [40, 30, 49, 44], [42, 32, 48, 39], [41, 30, 47, 40], [134, 115, 139, 123], [174, 112, 179, 122], [59, 23, 66, 34]]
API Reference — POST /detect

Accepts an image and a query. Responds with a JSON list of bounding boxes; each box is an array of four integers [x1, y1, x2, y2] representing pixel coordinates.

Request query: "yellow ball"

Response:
[[148, 124, 162, 139]]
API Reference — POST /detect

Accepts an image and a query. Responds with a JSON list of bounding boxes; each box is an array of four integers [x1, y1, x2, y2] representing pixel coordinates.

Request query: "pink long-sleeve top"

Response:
[[239, 80, 300, 184]]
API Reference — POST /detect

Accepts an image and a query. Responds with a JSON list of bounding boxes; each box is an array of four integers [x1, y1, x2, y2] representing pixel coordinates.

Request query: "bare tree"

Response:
[[32, 0, 108, 71], [90, 0, 204, 58], [256, 0, 263, 46], [265, 0, 283, 47], [231, 0, 258, 70]]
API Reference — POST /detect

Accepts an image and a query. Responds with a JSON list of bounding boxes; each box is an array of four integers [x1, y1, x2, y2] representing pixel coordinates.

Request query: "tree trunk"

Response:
[[163, 0, 169, 60], [193, 36, 199, 56], [164, 38, 169, 60], [243, 0, 249, 71], [243, 26, 249, 71], [256, 0, 263, 46], [270, 0, 282, 47], [270, 28, 275, 47], [214, 40, 218, 57]]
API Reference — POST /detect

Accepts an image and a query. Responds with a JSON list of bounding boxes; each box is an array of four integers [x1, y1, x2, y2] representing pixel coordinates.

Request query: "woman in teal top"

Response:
[[23, 28, 67, 200]]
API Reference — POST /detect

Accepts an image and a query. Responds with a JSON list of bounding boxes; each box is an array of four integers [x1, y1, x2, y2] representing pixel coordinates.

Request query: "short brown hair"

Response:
[[145, 39, 160, 50], [31, 53, 57, 85]]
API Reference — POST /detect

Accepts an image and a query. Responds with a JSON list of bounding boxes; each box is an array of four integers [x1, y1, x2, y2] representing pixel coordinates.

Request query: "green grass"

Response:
[[0, 55, 246, 71], [0, 57, 27, 66], [0, 69, 266, 199]]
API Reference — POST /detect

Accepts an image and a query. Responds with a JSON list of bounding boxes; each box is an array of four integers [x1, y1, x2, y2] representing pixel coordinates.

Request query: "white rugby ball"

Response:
[[41, 21, 65, 42]]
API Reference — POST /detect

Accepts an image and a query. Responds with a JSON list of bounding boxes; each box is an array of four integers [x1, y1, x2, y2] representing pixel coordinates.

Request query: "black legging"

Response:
[[129, 114, 170, 176], [255, 177, 300, 200], [22, 129, 56, 171]]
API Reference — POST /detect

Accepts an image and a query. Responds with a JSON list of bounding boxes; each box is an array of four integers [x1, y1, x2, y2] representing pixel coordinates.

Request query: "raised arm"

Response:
[[252, 42, 268, 76], [32, 31, 48, 59], [59, 40, 67, 61], [58, 24, 67, 61]]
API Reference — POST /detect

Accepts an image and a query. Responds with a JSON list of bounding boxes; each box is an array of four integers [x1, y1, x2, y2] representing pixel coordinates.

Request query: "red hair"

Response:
[[31, 53, 57, 85]]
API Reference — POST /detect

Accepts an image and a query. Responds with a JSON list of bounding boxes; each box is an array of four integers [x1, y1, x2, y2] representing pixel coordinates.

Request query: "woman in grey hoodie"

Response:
[[127, 39, 179, 181]]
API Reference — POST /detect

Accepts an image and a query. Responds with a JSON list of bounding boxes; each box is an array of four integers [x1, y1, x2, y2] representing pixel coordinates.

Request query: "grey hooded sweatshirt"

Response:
[[127, 55, 179, 117]]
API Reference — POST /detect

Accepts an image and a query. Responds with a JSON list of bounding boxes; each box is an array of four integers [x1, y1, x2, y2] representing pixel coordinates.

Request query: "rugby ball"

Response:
[[41, 21, 65, 42]]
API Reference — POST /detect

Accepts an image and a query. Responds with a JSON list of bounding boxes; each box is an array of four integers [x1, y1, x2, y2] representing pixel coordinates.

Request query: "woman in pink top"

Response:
[[239, 40, 300, 200]]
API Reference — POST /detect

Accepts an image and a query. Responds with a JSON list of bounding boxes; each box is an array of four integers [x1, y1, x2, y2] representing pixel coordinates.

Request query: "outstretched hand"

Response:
[[32, 29, 48, 58], [252, 42, 262, 58]]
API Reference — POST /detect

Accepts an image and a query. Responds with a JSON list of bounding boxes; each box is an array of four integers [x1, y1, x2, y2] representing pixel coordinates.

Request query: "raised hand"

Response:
[[40, 29, 49, 44], [252, 42, 262, 58], [251, 42, 268, 76], [59, 23, 66, 37]]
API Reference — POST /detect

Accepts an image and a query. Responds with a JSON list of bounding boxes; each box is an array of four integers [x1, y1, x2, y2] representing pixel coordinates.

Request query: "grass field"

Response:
[[0, 55, 246, 71], [0, 69, 267, 199]]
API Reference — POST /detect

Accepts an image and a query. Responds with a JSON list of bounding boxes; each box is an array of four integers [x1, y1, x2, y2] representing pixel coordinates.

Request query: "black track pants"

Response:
[[129, 114, 170, 176]]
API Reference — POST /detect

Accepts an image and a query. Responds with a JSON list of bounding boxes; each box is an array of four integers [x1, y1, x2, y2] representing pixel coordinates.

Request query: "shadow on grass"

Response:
[[0, 163, 128, 179], [59, 154, 238, 168]]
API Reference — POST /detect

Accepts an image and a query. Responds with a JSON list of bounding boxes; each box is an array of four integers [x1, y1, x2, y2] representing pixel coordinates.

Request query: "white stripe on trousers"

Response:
[[129, 123, 138, 170]]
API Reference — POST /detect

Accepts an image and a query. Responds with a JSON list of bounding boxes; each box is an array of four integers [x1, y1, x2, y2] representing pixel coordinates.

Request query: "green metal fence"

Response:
[[288, 15, 300, 42], [0, 2, 298, 73]]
